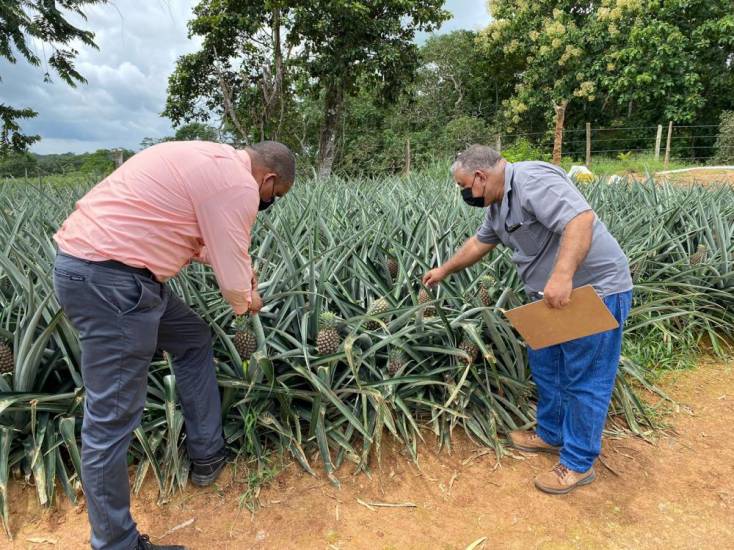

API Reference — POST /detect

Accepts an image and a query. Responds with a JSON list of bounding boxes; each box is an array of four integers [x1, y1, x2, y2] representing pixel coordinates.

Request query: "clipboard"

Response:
[[502, 285, 619, 350]]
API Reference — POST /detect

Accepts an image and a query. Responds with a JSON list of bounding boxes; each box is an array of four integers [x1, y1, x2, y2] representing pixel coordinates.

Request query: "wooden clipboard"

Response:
[[502, 285, 618, 350]]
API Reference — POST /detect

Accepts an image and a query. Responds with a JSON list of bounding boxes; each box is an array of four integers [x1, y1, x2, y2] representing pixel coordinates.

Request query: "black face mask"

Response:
[[461, 187, 485, 208], [258, 198, 275, 211]]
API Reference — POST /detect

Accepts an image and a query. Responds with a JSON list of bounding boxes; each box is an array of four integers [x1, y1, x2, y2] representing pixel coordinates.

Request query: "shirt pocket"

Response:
[[508, 220, 544, 257]]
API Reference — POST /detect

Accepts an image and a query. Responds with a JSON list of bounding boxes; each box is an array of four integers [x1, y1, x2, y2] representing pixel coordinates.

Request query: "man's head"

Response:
[[246, 141, 296, 211], [450, 144, 506, 208]]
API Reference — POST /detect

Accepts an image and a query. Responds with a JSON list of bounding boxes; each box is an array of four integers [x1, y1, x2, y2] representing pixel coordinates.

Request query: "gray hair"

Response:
[[250, 140, 296, 184], [451, 144, 502, 175]]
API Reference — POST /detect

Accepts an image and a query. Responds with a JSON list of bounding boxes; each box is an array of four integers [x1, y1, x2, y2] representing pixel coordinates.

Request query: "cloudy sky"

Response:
[[2, 0, 490, 154]]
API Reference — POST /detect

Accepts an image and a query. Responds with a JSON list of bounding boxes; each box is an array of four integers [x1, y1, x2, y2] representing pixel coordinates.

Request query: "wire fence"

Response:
[[497, 123, 730, 167]]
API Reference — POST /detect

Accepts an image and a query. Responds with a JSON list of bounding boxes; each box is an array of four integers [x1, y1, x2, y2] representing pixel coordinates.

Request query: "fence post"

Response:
[[664, 121, 673, 170], [552, 100, 568, 165], [585, 123, 591, 166], [495, 134, 502, 153], [654, 125, 663, 161], [403, 137, 411, 176]]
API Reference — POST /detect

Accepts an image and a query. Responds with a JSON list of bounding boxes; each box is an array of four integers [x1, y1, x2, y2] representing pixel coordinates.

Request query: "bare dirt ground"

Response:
[[7, 358, 734, 550], [651, 168, 734, 187]]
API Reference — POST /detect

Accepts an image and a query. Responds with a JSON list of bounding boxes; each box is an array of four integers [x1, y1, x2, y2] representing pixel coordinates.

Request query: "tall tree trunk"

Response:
[[317, 83, 344, 179], [552, 100, 569, 165]]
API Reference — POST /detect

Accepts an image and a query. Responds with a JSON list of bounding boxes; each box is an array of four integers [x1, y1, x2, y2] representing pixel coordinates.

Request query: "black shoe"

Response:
[[190, 447, 227, 487], [136, 534, 186, 550]]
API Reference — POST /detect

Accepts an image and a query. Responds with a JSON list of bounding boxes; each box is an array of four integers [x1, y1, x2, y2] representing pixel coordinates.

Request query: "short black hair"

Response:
[[250, 141, 296, 185]]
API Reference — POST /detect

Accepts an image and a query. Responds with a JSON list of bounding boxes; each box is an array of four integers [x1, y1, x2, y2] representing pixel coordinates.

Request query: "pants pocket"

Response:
[[88, 272, 161, 316]]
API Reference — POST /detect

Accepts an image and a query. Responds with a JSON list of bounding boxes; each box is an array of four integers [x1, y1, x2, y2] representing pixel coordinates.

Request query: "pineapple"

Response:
[[365, 297, 390, 330], [316, 312, 341, 355], [458, 339, 479, 366], [386, 252, 399, 279], [689, 244, 707, 266], [0, 340, 13, 375], [387, 348, 405, 376], [232, 316, 257, 360], [418, 288, 435, 317], [478, 275, 496, 307]]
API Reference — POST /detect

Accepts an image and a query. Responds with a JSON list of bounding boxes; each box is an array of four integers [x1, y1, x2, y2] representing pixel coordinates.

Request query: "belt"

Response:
[[57, 251, 156, 280]]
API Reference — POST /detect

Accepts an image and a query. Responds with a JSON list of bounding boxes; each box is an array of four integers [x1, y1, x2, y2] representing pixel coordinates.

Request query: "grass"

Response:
[[561, 153, 695, 176]]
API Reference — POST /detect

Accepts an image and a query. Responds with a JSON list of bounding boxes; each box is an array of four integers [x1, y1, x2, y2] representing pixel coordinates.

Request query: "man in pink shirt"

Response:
[[52, 140, 295, 550]]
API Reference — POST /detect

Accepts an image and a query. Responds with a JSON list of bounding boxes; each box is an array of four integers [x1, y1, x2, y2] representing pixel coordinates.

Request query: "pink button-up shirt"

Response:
[[54, 141, 258, 314]]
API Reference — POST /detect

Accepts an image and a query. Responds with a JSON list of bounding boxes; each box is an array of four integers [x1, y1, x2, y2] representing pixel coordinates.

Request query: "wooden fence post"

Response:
[[585, 123, 591, 166], [495, 134, 502, 153], [552, 100, 568, 165], [654, 125, 663, 161], [403, 137, 411, 176], [664, 122, 673, 170]]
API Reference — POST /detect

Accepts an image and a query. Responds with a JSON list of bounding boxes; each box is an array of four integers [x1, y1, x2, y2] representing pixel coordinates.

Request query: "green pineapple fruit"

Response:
[[386, 253, 399, 279], [365, 297, 390, 330], [0, 340, 13, 374], [317, 312, 341, 355], [458, 339, 479, 365], [387, 348, 406, 375], [478, 275, 496, 307], [232, 316, 257, 360], [689, 244, 707, 266], [418, 288, 435, 317]]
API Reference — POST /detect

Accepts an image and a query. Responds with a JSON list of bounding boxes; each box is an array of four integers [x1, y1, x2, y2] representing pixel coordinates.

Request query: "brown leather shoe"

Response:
[[534, 463, 596, 495], [509, 430, 561, 454]]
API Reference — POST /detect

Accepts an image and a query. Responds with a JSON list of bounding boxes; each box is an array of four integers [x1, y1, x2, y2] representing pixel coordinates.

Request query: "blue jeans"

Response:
[[527, 290, 632, 472], [53, 253, 224, 550]]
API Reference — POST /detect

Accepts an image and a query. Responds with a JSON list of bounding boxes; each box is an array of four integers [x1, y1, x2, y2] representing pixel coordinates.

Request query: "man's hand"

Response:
[[423, 267, 447, 287], [543, 273, 573, 309], [249, 290, 264, 314]]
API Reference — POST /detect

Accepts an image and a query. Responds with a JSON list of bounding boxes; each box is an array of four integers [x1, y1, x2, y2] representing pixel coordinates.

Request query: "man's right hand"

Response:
[[423, 267, 447, 287], [249, 290, 263, 314]]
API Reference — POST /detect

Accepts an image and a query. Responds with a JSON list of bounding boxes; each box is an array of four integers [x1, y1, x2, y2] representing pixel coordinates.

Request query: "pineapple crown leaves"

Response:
[[388, 347, 406, 361], [319, 311, 338, 330], [480, 274, 497, 288], [232, 315, 250, 332]]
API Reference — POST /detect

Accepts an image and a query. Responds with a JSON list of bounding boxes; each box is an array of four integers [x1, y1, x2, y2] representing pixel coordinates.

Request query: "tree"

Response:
[[165, 1, 449, 177], [0, 0, 106, 156], [289, 1, 448, 177], [478, 1, 734, 152]]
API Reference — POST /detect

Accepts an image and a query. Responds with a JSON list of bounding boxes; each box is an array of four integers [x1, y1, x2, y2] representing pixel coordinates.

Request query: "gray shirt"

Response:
[[476, 161, 632, 297]]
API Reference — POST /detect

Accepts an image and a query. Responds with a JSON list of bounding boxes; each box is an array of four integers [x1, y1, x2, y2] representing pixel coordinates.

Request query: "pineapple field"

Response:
[[0, 171, 733, 536]]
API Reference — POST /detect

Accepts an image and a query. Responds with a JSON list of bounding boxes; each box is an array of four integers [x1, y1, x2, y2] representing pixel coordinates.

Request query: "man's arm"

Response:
[[543, 210, 594, 308], [423, 236, 496, 286], [195, 188, 259, 315]]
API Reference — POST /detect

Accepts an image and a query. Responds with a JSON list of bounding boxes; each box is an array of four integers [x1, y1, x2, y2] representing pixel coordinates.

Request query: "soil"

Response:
[[6, 358, 734, 550], [621, 168, 734, 187]]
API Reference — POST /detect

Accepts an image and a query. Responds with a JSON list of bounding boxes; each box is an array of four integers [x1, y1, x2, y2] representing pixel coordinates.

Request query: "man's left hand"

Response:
[[543, 273, 573, 309]]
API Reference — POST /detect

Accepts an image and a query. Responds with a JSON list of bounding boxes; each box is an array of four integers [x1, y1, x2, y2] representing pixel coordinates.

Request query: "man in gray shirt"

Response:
[[423, 144, 633, 494]]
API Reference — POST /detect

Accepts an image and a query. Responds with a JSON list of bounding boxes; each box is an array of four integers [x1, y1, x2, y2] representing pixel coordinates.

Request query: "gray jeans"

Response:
[[53, 253, 223, 550]]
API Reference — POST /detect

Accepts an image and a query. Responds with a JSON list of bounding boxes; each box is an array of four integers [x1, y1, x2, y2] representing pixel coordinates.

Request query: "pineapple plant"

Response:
[[478, 275, 496, 307], [365, 297, 390, 330], [458, 339, 479, 366], [0, 276, 10, 297], [387, 348, 406, 376], [0, 339, 13, 374], [232, 315, 258, 360], [418, 288, 435, 317], [316, 312, 341, 355]]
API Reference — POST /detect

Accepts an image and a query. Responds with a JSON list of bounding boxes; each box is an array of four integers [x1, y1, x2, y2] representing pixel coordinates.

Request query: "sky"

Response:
[[1, 0, 491, 155]]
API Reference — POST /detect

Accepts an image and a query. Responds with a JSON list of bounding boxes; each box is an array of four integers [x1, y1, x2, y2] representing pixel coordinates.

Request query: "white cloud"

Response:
[[1, 0, 490, 154]]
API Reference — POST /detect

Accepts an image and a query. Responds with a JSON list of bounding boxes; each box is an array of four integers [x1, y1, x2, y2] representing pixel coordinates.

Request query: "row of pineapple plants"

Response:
[[0, 171, 732, 536]]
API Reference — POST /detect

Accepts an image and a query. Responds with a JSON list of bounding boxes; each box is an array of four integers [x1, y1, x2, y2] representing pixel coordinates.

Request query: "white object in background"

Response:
[[567, 165, 593, 179], [607, 175, 624, 185]]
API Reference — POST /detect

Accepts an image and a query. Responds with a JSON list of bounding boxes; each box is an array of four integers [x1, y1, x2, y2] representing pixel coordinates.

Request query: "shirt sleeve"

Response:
[[194, 187, 258, 315], [521, 167, 592, 234], [476, 210, 501, 245]]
